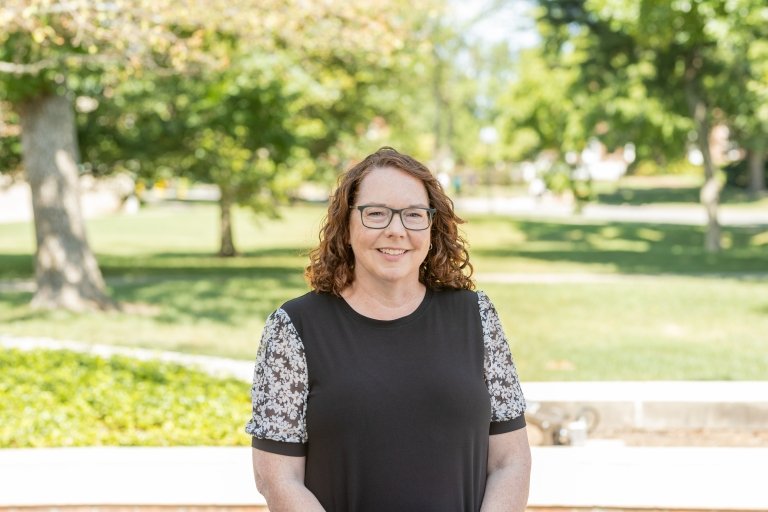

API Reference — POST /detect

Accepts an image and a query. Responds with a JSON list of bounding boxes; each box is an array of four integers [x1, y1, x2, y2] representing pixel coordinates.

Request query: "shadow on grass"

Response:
[[99, 247, 311, 277], [596, 186, 700, 205], [0, 290, 32, 308], [0, 254, 34, 280], [472, 218, 768, 275], [0, 247, 311, 328], [113, 273, 307, 326], [102, 248, 310, 326], [2, 271, 308, 328]]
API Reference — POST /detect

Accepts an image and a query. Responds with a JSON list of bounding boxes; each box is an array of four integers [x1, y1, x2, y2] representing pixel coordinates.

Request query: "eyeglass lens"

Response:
[[360, 206, 431, 230]]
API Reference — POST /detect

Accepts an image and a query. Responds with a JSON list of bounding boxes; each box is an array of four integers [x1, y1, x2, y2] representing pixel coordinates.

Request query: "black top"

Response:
[[245, 289, 526, 512]]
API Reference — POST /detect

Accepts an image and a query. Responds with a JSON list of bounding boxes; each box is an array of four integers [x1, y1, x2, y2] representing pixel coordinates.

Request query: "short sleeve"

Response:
[[244, 308, 308, 456], [477, 291, 527, 434]]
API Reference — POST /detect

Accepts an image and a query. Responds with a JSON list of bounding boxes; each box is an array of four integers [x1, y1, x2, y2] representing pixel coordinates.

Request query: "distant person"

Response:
[[452, 174, 463, 195], [245, 147, 530, 511]]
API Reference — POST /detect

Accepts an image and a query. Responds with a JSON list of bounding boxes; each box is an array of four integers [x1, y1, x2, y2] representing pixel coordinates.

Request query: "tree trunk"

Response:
[[695, 112, 721, 253], [747, 137, 766, 197], [217, 185, 238, 257], [684, 54, 721, 253], [18, 93, 116, 311]]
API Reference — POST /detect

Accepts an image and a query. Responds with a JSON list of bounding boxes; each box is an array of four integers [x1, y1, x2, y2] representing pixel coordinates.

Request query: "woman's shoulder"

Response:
[[433, 287, 484, 298], [431, 288, 500, 315], [279, 290, 340, 320], [431, 287, 482, 308]]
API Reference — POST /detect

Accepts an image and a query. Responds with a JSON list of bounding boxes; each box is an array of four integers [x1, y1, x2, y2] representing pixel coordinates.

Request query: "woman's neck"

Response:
[[341, 280, 427, 321]]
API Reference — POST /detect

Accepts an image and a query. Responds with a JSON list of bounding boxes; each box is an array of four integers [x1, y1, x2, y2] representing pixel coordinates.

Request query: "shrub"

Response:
[[0, 348, 251, 447], [722, 158, 768, 189], [631, 159, 703, 176]]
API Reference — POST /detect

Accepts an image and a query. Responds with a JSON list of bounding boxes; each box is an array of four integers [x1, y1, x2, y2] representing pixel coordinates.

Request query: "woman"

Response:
[[245, 147, 530, 511]]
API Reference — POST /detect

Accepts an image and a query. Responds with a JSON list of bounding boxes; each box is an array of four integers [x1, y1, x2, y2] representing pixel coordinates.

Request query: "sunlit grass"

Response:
[[480, 277, 768, 381], [1, 200, 767, 380]]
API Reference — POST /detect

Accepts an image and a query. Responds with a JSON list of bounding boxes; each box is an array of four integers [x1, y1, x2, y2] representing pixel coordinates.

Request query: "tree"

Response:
[[77, 3, 428, 256], [0, 1, 224, 310], [714, 2, 768, 197], [79, 47, 299, 257], [536, 0, 767, 252], [0, 0, 420, 307], [495, 47, 582, 161]]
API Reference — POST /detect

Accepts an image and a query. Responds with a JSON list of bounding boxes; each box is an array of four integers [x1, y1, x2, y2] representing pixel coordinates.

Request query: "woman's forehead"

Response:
[[357, 166, 428, 202]]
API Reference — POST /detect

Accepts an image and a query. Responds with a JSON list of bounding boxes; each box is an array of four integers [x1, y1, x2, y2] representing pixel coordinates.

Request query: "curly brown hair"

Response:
[[305, 147, 474, 295]]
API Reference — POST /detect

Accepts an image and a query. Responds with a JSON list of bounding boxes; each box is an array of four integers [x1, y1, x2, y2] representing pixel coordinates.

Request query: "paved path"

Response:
[[529, 445, 768, 510], [0, 334, 254, 382], [455, 196, 768, 226], [0, 447, 264, 507], [2, 445, 767, 510]]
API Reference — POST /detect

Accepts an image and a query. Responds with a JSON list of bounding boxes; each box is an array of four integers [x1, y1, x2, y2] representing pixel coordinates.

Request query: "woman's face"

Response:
[[348, 166, 431, 289]]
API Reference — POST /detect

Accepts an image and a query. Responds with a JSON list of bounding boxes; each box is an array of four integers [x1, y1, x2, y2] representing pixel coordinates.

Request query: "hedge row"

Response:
[[0, 348, 252, 447]]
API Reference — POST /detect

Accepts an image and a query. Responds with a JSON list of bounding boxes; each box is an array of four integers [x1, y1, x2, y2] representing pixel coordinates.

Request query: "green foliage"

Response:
[[1, 0, 430, 179], [497, 47, 582, 160], [0, 348, 250, 447], [723, 158, 768, 189], [541, 161, 572, 195], [0, 101, 21, 173], [70, 3, 440, 217], [534, 0, 768, 164], [632, 158, 703, 177]]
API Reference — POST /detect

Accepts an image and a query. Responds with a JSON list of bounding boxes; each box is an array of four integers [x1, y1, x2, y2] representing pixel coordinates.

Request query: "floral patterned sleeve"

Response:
[[245, 308, 309, 453], [477, 291, 527, 429]]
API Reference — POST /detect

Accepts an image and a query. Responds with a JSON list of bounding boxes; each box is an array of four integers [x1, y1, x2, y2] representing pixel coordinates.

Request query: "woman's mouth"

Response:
[[378, 248, 407, 255]]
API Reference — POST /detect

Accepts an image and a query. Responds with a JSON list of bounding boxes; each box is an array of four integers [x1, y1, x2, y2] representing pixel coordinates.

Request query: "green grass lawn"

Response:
[[1, 200, 767, 380], [467, 215, 768, 274]]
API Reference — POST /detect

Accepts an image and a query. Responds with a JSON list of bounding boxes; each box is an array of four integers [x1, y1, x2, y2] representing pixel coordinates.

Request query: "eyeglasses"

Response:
[[351, 204, 436, 231]]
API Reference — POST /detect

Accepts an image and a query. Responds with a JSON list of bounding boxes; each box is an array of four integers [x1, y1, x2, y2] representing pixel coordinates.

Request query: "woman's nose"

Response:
[[384, 212, 407, 234]]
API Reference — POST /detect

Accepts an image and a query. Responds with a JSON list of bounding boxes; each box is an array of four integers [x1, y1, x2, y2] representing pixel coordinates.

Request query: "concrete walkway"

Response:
[[0, 447, 264, 507], [530, 445, 768, 510], [0, 335, 255, 382], [454, 196, 768, 226], [1, 445, 767, 510]]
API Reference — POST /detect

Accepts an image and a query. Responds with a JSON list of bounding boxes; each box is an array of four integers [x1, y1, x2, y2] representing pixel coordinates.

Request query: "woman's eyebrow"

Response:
[[359, 202, 430, 208]]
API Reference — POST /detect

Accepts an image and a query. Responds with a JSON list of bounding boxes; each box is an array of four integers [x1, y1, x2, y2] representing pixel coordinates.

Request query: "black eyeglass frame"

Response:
[[350, 204, 437, 231]]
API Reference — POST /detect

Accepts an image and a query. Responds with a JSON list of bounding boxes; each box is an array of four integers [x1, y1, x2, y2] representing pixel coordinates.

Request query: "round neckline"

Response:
[[337, 288, 434, 328]]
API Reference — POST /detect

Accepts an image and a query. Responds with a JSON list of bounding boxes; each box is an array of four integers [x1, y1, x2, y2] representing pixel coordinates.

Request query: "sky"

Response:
[[450, 0, 540, 51]]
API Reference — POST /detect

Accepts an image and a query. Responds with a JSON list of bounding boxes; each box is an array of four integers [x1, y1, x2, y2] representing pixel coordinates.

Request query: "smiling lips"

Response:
[[378, 248, 407, 255]]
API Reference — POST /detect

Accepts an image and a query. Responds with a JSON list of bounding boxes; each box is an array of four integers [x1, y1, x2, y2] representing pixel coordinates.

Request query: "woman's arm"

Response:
[[252, 448, 325, 511], [480, 428, 532, 512]]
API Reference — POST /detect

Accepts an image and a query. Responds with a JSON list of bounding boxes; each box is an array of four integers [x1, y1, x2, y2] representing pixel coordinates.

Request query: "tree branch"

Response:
[[0, 53, 157, 76]]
